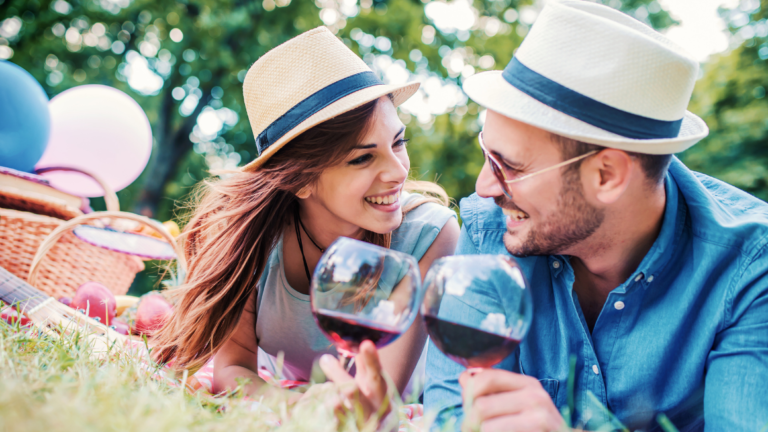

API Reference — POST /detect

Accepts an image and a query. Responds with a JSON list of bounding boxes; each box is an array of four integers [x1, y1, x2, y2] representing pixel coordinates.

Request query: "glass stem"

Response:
[[340, 354, 355, 373]]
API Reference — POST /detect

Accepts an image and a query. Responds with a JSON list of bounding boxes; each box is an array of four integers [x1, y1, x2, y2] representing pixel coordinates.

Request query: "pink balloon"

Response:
[[36, 85, 152, 197]]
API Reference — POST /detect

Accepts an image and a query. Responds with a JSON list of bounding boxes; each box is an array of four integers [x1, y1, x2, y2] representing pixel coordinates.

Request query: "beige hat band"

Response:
[[255, 71, 384, 156]]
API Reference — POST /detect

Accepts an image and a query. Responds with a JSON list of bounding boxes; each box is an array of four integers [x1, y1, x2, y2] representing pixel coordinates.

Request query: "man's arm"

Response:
[[704, 245, 768, 430]]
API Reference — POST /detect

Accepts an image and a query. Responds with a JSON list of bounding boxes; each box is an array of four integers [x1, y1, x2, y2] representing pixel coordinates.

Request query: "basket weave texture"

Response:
[[0, 186, 83, 221], [0, 208, 145, 300]]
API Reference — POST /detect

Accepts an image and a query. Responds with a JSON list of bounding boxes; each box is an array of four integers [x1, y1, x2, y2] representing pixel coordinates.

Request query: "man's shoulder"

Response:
[[672, 159, 768, 258], [459, 193, 506, 232]]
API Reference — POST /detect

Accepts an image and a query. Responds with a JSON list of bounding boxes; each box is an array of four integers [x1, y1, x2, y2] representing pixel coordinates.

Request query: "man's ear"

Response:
[[582, 149, 633, 204], [295, 186, 312, 200]]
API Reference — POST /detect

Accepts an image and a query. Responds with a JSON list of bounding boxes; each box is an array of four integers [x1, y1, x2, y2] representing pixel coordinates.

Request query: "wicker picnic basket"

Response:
[[0, 167, 183, 300]]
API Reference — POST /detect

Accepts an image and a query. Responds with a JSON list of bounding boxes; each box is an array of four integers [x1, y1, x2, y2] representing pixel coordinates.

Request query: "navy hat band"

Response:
[[255, 71, 384, 154], [502, 57, 683, 140]]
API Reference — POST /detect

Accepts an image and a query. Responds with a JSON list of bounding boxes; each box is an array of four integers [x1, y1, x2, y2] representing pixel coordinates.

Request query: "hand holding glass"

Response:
[[310, 237, 422, 369]]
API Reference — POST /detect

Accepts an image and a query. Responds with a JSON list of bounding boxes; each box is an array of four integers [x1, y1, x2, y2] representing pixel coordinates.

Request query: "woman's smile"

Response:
[[364, 188, 402, 213]]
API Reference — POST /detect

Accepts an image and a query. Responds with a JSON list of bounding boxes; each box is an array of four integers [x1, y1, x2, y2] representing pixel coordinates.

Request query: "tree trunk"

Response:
[[132, 90, 212, 218]]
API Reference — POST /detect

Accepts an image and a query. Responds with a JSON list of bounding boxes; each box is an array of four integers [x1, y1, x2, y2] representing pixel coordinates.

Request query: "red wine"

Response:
[[424, 315, 520, 368], [314, 310, 402, 355]]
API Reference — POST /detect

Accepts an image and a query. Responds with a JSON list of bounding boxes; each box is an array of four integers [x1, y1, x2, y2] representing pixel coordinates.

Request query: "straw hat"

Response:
[[241, 27, 420, 171], [463, 1, 709, 154]]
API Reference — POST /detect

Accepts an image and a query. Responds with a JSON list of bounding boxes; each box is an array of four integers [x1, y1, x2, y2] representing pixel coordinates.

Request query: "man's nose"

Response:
[[476, 160, 505, 199]]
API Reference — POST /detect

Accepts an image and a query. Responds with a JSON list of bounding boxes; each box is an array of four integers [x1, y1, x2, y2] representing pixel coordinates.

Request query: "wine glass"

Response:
[[421, 255, 533, 368], [310, 237, 422, 370]]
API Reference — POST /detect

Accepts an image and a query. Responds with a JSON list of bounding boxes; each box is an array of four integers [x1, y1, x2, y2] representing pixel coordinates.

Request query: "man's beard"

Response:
[[497, 168, 605, 257]]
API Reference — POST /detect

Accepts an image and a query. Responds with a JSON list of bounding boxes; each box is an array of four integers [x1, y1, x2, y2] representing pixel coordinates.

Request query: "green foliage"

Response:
[[682, 0, 768, 201], [0, 0, 672, 293], [0, 0, 674, 213]]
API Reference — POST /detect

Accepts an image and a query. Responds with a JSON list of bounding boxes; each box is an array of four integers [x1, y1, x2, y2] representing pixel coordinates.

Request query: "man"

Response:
[[424, 1, 768, 431]]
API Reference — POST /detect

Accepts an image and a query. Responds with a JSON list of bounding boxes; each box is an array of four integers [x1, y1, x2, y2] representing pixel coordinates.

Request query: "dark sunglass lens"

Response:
[[488, 159, 512, 198], [480, 135, 513, 198], [488, 156, 505, 182]]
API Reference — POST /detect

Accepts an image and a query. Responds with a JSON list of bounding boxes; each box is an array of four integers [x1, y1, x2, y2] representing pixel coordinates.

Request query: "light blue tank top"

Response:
[[254, 192, 456, 381]]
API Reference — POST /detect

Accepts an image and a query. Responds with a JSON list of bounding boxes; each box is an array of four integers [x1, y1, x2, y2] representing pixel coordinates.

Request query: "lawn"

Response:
[[0, 321, 369, 432]]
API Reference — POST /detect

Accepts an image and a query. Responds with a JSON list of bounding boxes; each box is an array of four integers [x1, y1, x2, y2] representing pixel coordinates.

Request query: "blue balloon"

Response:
[[0, 61, 51, 172]]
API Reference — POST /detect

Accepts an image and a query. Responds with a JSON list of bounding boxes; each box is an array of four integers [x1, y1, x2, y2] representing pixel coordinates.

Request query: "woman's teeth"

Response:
[[503, 208, 529, 221], [365, 191, 400, 205]]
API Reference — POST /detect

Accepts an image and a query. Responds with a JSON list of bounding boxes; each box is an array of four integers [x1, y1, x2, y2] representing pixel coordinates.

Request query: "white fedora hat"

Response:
[[463, 1, 709, 154], [241, 27, 420, 171]]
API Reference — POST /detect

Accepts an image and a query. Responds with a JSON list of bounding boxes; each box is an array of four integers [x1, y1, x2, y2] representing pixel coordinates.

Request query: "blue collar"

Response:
[[628, 165, 687, 290]]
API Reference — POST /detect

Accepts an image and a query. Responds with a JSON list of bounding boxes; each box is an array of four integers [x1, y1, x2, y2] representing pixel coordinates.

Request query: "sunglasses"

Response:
[[478, 132, 598, 199]]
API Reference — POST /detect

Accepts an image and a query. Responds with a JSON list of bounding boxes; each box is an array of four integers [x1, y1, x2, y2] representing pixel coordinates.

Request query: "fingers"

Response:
[[465, 385, 557, 425], [356, 341, 387, 402], [318, 348, 390, 425], [319, 354, 363, 410], [475, 409, 565, 432], [460, 368, 536, 399], [319, 354, 354, 385], [459, 370, 564, 432], [358, 341, 383, 375], [293, 382, 335, 409]]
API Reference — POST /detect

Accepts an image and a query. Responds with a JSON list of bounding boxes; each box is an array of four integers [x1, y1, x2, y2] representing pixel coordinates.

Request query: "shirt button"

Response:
[[614, 301, 625, 310], [647, 275, 654, 283], [634, 273, 644, 282], [592, 365, 599, 375], [552, 261, 560, 269]]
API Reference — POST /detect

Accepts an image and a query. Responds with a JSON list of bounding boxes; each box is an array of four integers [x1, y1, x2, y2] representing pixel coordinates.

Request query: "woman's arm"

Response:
[[378, 217, 460, 394], [212, 290, 270, 396]]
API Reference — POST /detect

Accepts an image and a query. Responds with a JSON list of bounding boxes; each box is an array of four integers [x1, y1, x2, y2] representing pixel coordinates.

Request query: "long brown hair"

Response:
[[153, 97, 449, 373]]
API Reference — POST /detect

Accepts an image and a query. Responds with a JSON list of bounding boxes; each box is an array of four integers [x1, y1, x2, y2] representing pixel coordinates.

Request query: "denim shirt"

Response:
[[424, 158, 768, 431]]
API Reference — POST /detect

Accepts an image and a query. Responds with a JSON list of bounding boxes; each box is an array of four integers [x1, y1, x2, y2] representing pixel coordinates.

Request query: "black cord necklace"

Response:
[[294, 206, 325, 283]]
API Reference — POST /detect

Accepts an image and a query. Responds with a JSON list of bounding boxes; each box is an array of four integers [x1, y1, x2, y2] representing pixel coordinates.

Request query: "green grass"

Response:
[[2, 320, 711, 432], [0, 321, 376, 432]]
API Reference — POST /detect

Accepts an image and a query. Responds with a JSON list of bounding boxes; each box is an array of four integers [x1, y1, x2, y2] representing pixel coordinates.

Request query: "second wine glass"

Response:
[[422, 255, 533, 368], [310, 237, 422, 369]]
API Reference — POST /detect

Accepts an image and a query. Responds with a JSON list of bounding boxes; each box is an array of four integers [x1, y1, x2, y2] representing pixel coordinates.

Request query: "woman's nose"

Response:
[[476, 160, 505, 199], [380, 153, 409, 184]]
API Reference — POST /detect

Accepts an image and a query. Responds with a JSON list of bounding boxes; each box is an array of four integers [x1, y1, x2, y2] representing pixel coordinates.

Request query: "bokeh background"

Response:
[[2, 0, 766, 293]]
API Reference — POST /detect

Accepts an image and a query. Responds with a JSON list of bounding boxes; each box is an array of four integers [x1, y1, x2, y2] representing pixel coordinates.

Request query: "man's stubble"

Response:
[[497, 167, 605, 257]]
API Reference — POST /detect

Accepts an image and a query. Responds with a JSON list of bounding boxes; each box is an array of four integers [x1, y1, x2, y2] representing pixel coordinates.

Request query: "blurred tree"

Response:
[[0, 0, 674, 215], [682, 0, 768, 201], [1, 0, 327, 218]]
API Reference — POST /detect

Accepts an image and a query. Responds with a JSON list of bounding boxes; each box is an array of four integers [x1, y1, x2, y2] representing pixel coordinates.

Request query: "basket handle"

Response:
[[35, 166, 120, 213], [27, 211, 187, 287]]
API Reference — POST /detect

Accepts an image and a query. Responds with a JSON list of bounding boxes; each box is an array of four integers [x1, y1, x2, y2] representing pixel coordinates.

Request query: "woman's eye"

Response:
[[348, 154, 373, 166], [393, 138, 409, 148]]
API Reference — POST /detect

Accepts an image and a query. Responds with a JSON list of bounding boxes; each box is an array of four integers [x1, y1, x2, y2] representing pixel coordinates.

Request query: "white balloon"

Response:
[[36, 85, 152, 197]]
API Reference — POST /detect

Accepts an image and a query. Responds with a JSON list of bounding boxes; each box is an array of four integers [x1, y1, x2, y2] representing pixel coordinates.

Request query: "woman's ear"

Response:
[[296, 186, 312, 200]]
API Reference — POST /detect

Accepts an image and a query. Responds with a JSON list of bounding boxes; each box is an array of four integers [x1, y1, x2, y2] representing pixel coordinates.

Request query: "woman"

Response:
[[153, 27, 459, 402]]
